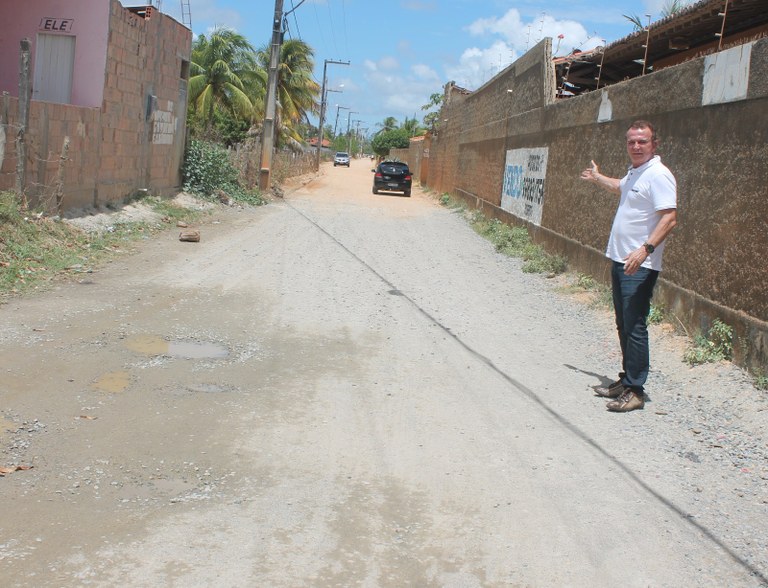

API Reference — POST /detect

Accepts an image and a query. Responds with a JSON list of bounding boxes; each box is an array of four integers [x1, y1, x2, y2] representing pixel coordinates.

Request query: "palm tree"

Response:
[[400, 116, 426, 138], [661, 0, 691, 17], [256, 39, 320, 147], [188, 27, 264, 131], [624, 1, 691, 32], [375, 116, 398, 135]]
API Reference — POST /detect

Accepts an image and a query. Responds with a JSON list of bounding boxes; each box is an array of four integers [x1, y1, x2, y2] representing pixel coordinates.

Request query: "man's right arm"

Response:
[[580, 160, 621, 194]]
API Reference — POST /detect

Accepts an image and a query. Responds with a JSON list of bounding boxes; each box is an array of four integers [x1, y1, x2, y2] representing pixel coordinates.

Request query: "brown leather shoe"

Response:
[[595, 379, 624, 398], [606, 388, 644, 412]]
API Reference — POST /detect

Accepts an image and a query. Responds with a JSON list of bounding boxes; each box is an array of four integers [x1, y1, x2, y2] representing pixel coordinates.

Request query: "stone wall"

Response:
[[414, 38, 768, 372], [0, 0, 190, 211]]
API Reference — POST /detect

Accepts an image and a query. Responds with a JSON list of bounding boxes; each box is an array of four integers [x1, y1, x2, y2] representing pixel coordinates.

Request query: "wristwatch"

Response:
[[643, 242, 655, 254]]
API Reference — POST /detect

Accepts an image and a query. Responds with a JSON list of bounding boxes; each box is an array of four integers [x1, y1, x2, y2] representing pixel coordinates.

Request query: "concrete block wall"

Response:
[[414, 37, 768, 372]]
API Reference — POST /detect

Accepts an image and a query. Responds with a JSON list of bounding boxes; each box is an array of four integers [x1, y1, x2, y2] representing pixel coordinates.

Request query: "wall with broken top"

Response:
[[411, 37, 768, 372]]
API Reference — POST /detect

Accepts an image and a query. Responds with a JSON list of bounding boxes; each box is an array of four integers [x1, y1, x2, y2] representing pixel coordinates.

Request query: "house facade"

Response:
[[0, 0, 191, 211]]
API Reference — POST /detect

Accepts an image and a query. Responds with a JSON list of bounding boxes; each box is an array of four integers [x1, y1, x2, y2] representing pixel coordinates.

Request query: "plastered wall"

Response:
[[419, 38, 768, 371], [0, 0, 110, 108]]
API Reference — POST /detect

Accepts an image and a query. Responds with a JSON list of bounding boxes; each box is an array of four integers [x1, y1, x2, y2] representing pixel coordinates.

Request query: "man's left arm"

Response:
[[646, 208, 678, 250], [623, 208, 678, 275]]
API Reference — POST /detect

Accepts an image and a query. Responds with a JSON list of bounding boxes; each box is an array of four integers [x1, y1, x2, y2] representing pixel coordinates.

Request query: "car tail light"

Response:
[[375, 172, 383, 178], [405, 175, 412, 181]]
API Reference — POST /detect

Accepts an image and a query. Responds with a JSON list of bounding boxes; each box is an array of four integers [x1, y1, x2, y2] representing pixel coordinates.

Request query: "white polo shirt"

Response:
[[606, 155, 677, 271]]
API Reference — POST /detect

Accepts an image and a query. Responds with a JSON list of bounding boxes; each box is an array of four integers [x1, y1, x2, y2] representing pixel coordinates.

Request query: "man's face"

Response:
[[626, 127, 656, 167]]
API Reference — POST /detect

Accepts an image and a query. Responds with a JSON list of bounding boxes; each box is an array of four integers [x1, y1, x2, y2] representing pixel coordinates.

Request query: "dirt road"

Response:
[[1, 158, 766, 587]]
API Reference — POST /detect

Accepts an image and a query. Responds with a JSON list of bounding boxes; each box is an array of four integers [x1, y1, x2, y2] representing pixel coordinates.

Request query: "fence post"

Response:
[[0, 92, 8, 171], [16, 38, 32, 208], [54, 136, 70, 214]]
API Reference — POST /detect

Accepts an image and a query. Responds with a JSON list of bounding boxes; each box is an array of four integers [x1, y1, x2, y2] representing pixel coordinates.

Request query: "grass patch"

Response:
[[437, 193, 465, 212], [648, 303, 665, 325], [227, 187, 267, 207], [683, 319, 734, 366], [561, 272, 612, 309], [0, 191, 206, 299], [755, 373, 768, 391], [469, 215, 566, 276]]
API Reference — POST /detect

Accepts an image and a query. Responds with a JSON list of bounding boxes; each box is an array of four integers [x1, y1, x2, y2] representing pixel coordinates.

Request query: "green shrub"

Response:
[[575, 273, 598, 290], [648, 304, 665, 325], [182, 140, 240, 197], [684, 319, 734, 365]]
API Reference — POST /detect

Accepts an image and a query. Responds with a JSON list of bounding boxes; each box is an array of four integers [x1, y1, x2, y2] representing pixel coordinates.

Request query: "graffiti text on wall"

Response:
[[500, 147, 548, 225], [39, 18, 74, 32]]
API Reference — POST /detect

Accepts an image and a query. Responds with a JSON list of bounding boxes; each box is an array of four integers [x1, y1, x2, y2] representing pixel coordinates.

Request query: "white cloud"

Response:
[[379, 57, 400, 71], [411, 64, 440, 82], [448, 9, 601, 88], [468, 9, 593, 54], [445, 41, 516, 89], [361, 59, 442, 120]]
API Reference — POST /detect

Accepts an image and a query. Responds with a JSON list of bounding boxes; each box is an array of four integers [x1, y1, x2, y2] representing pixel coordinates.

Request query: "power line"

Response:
[[340, 0, 349, 58], [285, 0, 306, 39], [311, 1, 328, 56], [326, 0, 339, 56]]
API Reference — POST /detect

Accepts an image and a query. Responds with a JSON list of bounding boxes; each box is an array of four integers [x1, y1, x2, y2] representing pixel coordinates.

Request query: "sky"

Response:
[[155, 0, 675, 136]]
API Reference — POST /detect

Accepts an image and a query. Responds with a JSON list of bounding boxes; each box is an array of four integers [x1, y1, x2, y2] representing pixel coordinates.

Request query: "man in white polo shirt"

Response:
[[580, 120, 678, 412]]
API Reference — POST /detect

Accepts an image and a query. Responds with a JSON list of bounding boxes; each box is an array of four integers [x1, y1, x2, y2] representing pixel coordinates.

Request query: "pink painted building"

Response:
[[0, 0, 111, 108], [0, 0, 192, 210]]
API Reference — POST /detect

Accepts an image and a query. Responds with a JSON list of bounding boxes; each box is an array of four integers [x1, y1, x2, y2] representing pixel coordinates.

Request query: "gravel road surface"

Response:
[[1, 157, 766, 587]]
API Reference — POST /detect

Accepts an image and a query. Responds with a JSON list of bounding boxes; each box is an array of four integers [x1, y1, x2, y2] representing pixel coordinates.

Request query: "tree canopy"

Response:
[[187, 27, 319, 148], [188, 27, 262, 131]]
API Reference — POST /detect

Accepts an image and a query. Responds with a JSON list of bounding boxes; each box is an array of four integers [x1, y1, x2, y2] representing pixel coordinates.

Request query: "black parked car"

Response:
[[372, 160, 412, 197]]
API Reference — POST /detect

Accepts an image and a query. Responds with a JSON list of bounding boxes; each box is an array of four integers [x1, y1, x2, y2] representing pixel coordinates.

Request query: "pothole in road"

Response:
[[388, 289, 404, 296], [92, 371, 131, 393], [124, 335, 229, 359]]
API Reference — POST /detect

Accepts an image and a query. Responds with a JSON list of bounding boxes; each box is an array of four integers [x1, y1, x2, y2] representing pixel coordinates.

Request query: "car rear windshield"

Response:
[[380, 162, 408, 173]]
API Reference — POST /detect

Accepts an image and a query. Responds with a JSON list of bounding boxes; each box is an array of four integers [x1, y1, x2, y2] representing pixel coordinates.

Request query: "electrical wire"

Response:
[[326, 0, 339, 56]]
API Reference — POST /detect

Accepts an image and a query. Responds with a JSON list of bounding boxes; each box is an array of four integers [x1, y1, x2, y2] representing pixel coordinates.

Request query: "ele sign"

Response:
[[39, 18, 74, 32], [500, 147, 549, 226]]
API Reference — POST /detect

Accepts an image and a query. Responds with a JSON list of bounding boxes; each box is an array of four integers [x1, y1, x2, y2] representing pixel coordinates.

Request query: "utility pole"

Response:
[[346, 110, 358, 155], [316, 59, 349, 170], [333, 105, 349, 138], [258, 0, 285, 192], [353, 119, 362, 157]]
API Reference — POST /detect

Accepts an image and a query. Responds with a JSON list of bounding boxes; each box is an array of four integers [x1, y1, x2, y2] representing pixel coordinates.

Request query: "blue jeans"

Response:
[[611, 261, 659, 393]]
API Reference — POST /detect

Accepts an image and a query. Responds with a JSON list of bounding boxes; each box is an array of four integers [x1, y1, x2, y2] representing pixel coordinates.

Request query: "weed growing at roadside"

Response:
[[225, 187, 267, 206], [648, 304, 665, 325], [437, 193, 465, 211], [470, 216, 566, 276], [150, 197, 200, 224], [0, 191, 206, 298], [1, 191, 92, 296], [755, 373, 768, 391], [182, 140, 265, 206], [521, 248, 567, 275], [683, 319, 734, 365], [575, 273, 598, 290]]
